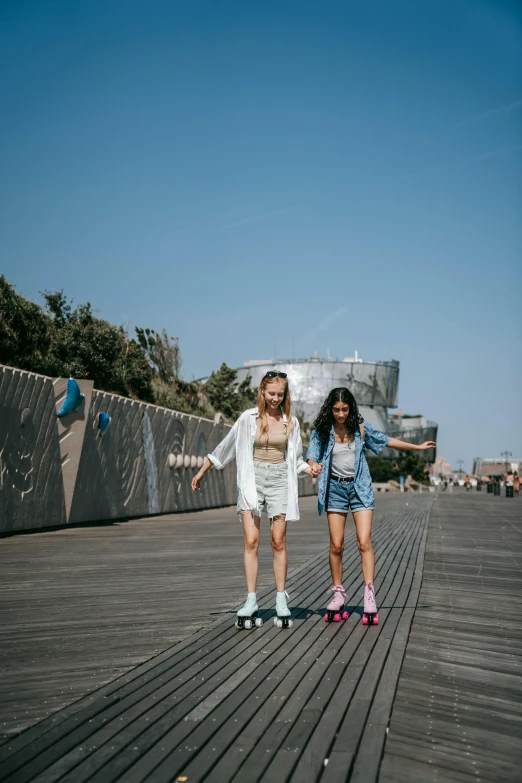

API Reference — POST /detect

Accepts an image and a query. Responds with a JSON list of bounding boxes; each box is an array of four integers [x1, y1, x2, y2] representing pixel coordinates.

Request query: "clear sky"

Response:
[[1, 0, 521, 470]]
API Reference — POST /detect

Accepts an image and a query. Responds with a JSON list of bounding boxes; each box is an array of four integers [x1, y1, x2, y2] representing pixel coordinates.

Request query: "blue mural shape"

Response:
[[57, 379, 85, 417], [97, 412, 111, 436]]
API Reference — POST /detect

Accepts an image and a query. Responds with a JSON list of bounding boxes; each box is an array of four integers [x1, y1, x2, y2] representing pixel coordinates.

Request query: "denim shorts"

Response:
[[326, 478, 371, 513], [251, 461, 288, 519]]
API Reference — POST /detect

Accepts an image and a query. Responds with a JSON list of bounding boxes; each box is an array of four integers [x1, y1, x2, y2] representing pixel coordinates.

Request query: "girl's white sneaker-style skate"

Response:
[[235, 592, 263, 630], [274, 590, 293, 629]]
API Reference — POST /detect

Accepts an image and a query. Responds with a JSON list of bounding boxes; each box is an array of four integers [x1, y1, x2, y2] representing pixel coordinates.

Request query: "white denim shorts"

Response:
[[249, 461, 288, 519]]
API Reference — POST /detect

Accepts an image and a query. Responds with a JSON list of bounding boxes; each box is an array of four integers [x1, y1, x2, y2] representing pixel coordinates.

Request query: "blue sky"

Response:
[[1, 0, 521, 470]]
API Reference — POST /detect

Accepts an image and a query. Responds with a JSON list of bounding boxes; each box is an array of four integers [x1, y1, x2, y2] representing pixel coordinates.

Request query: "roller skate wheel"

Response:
[[244, 619, 252, 630], [235, 620, 241, 629], [255, 617, 263, 628], [362, 614, 368, 625], [342, 611, 349, 620], [374, 614, 379, 625], [333, 613, 341, 622], [287, 619, 293, 629], [274, 618, 283, 628], [324, 613, 330, 622]]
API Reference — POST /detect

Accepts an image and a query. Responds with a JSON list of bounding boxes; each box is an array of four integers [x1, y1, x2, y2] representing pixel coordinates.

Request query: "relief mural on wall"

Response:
[[141, 410, 159, 515], [0, 367, 66, 532], [53, 376, 94, 523], [0, 364, 315, 533]]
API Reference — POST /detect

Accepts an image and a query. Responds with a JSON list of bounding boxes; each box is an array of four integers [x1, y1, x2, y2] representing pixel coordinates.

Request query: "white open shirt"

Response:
[[207, 406, 309, 521]]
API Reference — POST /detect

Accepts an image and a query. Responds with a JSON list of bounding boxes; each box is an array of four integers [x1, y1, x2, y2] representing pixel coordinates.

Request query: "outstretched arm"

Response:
[[191, 418, 240, 492], [387, 438, 436, 452], [192, 457, 214, 493]]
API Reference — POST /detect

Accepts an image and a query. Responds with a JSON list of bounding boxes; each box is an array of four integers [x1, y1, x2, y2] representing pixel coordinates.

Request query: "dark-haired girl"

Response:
[[306, 387, 435, 624]]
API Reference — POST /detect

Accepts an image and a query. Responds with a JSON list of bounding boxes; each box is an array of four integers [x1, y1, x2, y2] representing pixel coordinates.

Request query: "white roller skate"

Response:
[[235, 593, 263, 630], [274, 590, 293, 629], [362, 583, 379, 626]]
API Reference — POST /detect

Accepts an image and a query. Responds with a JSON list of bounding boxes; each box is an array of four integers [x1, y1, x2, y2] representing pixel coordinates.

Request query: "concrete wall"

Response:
[[0, 365, 316, 534]]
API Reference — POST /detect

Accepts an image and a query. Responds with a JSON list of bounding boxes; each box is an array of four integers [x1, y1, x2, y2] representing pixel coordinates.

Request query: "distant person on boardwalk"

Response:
[[465, 474, 471, 491], [306, 388, 436, 626], [192, 371, 314, 629], [513, 472, 520, 497]]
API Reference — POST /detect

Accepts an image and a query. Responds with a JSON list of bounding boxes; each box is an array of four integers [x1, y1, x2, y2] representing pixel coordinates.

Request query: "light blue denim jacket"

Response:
[[306, 421, 390, 514]]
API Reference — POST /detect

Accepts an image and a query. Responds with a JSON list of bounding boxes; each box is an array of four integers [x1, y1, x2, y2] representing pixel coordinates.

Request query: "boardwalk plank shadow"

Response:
[[1, 491, 519, 782]]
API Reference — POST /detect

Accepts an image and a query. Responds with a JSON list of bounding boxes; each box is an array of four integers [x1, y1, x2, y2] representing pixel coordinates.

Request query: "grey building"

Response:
[[234, 354, 437, 462], [473, 457, 521, 478]]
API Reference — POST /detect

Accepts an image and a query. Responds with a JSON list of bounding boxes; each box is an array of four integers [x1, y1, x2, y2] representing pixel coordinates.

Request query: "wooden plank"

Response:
[[0, 497, 329, 748], [0, 492, 449, 783], [205, 521, 413, 783], [287, 508, 429, 783], [0, 497, 412, 782], [237, 510, 425, 783], [61, 507, 416, 783], [379, 492, 522, 783], [349, 499, 430, 783], [163, 510, 424, 783]]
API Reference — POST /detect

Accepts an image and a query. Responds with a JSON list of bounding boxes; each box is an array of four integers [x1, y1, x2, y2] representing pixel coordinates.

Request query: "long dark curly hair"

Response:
[[312, 387, 361, 444]]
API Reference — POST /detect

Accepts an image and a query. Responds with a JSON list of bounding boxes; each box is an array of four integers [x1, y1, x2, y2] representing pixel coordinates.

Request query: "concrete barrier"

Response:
[[0, 365, 316, 533]]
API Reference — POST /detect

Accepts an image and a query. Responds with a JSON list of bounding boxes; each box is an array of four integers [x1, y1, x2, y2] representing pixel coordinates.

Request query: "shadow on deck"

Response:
[[0, 492, 520, 782]]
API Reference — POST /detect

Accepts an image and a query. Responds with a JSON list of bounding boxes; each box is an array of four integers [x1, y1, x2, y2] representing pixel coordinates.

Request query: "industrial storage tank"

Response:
[[235, 353, 399, 431], [234, 353, 436, 462]]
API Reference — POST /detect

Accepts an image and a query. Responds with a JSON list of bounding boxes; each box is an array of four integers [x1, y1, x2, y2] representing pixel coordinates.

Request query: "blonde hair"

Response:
[[256, 375, 293, 445]]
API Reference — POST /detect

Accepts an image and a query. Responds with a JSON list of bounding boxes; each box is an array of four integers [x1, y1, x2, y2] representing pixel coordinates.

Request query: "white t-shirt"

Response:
[[331, 441, 356, 478]]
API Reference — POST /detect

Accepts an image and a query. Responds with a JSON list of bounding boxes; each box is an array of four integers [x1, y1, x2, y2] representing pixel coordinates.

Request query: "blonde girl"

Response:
[[192, 372, 313, 628]]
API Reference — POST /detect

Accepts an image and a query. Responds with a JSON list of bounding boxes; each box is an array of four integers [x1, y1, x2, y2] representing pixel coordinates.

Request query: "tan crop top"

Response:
[[253, 423, 287, 464]]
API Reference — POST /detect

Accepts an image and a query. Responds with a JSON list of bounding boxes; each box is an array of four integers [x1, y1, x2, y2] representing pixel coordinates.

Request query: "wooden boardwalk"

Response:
[[381, 491, 522, 783], [0, 496, 331, 740], [0, 491, 520, 782]]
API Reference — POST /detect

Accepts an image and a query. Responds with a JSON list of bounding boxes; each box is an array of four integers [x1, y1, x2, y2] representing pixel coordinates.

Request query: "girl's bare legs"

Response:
[[242, 513, 261, 593], [353, 509, 374, 584], [327, 512, 347, 584], [270, 515, 288, 592]]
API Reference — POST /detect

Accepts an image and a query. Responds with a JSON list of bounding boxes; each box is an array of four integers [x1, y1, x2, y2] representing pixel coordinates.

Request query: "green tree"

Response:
[[395, 451, 429, 483], [0, 278, 261, 418], [365, 457, 397, 483], [0, 275, 56, 375], [152, 377, 212, 418], [0, 277, 154, 401], [135, 327, 181, 384], [41, 295, 154, 401], [205, 363, 257, 421], [366, 452, 429, 484]]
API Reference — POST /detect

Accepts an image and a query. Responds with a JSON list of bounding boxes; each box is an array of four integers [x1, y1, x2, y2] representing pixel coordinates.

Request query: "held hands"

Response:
[[308, 460, 323, 478]]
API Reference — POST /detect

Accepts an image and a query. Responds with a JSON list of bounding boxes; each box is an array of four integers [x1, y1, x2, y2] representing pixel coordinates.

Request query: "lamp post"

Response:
[[501, 450, 512, 474], [457, 459, 464, 477]]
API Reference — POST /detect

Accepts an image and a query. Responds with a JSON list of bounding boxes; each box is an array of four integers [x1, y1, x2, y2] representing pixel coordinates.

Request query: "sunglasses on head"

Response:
[[264, 371, 287, 379]]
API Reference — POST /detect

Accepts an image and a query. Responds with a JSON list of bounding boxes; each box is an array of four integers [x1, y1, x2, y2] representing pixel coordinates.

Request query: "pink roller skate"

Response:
[[324, 585, 349, 623], [362, 583, 379, 626]]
